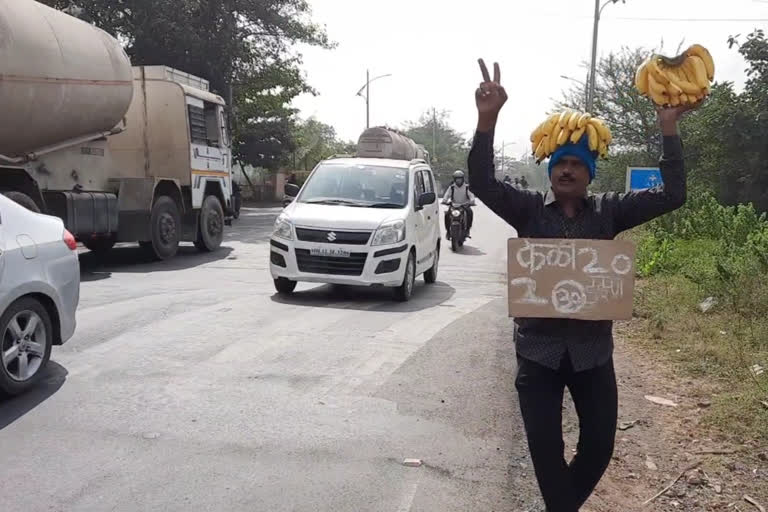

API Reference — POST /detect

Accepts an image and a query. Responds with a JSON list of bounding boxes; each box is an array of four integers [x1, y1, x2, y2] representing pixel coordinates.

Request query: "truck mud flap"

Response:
[[44, 191, 118, 238]]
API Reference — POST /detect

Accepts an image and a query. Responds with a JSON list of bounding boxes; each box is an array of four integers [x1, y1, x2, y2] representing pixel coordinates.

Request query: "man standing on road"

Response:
[[468, 58, 697, 512]]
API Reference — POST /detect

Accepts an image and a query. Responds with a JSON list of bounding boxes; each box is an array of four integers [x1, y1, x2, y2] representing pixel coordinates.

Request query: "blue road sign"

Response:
[[626, 167, 663, 192]]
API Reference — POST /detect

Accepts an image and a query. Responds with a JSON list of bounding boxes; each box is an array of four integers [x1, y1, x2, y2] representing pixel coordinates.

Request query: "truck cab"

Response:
[[0, 0, 233, 261]]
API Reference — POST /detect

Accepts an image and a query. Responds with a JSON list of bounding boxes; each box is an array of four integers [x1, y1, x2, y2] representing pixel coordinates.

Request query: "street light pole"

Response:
[[356, 70, 392, 130], [560, 75, 590, 111], [586, 0, 625, 113], [499, 141, 516, 175]]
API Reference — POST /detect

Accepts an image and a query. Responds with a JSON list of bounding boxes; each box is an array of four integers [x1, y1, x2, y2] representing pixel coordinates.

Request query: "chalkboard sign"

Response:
[[507, 238, 636, 320]]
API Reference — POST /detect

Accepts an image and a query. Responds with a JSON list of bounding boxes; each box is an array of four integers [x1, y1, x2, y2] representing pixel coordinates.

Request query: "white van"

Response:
[[269, 155, 441, 301]]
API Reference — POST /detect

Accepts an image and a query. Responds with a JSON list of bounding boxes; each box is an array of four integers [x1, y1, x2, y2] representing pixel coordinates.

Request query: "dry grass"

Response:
[[631, 274, 768, 441]]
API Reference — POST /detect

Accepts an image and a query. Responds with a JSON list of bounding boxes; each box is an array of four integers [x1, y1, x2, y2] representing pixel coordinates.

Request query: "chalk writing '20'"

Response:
[[516, 241, 632, 276]]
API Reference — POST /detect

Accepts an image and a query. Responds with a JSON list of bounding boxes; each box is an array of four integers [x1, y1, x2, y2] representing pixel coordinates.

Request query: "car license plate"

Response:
[[310, 247, 350, 258]]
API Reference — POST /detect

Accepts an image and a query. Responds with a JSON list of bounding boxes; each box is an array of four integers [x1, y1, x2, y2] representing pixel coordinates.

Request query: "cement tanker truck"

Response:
[[0, 0, 234, 259]]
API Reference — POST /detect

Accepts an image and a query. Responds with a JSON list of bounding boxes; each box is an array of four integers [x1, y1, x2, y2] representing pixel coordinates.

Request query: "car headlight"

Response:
[[273, 215, 294, 240], [371, 220, 406, 246], [451, 209, 462, 218]]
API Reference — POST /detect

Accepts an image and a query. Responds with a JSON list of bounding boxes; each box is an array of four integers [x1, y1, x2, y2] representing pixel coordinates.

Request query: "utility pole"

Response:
[[499, 141, 516, 175], [587, 0, 600, 114], [432, 108, 437, 161], [587, 0, 625, 113]]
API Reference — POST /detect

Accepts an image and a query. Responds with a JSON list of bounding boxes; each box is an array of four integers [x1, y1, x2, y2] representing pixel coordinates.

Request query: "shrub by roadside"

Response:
[[626, 191, 768, 439]]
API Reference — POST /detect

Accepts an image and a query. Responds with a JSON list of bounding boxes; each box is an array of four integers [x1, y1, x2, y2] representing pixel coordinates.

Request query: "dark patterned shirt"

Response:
[[468, 131, 685, 371]]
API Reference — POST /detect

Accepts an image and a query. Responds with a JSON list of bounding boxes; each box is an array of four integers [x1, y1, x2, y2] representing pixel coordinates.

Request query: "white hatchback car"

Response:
[[0, 194, 80, 395], [269, 157, 441, 301]]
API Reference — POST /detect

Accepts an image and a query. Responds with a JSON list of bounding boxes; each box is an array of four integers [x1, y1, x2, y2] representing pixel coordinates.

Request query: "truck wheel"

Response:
[[2, 191, 40, 213], [194, 195, 224, 252], [145, 196, 180, 260], [84, 237, 115, 254], [0, 297, 53, 396]]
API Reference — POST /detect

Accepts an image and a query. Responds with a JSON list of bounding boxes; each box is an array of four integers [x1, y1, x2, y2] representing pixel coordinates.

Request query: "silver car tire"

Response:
[[0, 297, 54, 396]]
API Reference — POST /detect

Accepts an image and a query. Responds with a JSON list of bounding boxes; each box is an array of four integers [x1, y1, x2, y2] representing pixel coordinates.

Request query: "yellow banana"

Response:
[[598, 139, 608, 158], [557, 126, 571, 146], [534, 138, 547, 161], [586, 124, 599, 152], [558, 110, 572, 128], [570, 125, 587, 144], [668, 90, 681, 106], [647, 73, 669, 105], [686, 44, 715, 80], [687, 55, 710, 90], [577, 112, 592, 129], [548, 123, 561, 154], [567, 111, 580, 131], [647, 57, 670, 86], [665, 80, 683, 100], [672, 66, 701, 95], [589, 118, 612, 145], [679, 93, 689, 104], [635, 59, 650, 95], [530, 123, 542, 143]]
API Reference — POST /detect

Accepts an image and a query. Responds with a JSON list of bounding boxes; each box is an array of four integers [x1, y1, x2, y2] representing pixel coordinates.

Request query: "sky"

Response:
[[291, 0, 768, 160]]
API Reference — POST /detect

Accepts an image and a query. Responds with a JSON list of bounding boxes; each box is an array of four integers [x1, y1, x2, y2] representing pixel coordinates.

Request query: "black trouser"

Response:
[[444, 207, 473, 234], [515, 355, 618, 512]]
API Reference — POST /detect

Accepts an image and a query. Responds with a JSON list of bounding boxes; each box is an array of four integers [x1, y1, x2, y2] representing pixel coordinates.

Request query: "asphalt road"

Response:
[[1, 204, 545, 511]]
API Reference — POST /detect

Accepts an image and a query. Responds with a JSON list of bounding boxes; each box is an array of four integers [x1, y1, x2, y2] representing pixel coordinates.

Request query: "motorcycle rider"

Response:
[[442, 170, 475, 239]]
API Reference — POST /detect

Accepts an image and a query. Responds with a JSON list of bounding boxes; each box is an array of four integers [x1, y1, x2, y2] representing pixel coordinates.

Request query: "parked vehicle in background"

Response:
[[0, 195, 79, 395], [0, 0, 234, 260], [270, 128, 440, 302]]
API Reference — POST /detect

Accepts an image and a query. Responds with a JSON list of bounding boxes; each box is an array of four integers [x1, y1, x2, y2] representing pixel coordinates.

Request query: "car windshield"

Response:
[[299, 163, 409, 208]]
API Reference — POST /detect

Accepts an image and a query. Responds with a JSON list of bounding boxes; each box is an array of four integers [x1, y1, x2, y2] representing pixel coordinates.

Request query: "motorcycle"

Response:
[[444, 201, 472, 252]]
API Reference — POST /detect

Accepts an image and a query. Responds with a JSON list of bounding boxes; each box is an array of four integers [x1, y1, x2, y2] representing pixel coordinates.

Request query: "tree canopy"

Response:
[[559, 31, 768, 210]]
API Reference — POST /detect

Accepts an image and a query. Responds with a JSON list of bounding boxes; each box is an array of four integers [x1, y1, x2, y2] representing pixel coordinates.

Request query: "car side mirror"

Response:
[[418, 192, 436, 208], [284, 183, 300, 197]]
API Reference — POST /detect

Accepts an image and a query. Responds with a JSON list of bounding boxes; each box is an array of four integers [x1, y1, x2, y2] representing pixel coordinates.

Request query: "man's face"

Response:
[[550, 156, 589, 198], [455, 178, 464, 187]]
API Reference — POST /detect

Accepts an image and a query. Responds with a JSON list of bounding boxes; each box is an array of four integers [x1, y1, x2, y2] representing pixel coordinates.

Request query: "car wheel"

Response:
[[195, 195, 224, 252], [424, 244, 439, 284], [394, 252, 416, 302], [2, 191, 41, 213], [0, 297, 53, 396], [274, 278, 297, 295], [144, 196, 181, 260]]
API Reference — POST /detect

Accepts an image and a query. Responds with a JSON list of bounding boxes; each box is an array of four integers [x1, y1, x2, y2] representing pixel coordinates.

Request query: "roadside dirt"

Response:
[[567, 319, 768, 512]]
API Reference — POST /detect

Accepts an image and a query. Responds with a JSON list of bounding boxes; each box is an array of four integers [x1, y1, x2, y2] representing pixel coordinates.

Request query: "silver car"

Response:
[[0, 194, 79, 395]]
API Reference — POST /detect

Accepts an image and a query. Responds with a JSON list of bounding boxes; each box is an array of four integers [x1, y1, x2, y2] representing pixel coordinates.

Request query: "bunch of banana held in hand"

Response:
[[635, 44, 715, 106], [530, 110, 612, 163]]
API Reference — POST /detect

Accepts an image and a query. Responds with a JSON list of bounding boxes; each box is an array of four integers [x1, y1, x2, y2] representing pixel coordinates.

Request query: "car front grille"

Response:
[[295, 249, 367, 276], [295, 228, 372, 245]]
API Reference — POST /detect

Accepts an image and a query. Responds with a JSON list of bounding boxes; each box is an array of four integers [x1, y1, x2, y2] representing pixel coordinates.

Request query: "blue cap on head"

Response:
[[548, 135, 598, 183]]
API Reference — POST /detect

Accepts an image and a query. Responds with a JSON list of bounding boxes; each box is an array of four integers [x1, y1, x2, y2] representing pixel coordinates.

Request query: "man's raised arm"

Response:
[[469, 58, 539, 231]]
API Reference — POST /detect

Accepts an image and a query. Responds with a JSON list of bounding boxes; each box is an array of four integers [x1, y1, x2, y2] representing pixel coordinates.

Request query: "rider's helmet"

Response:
[[453, 170, 465, 184]]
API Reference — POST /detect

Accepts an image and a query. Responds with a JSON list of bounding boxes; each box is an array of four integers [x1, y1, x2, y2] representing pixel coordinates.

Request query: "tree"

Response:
[[292, 118, 355, 172], [404, 111, 470, 187], [556, 32, 768, 210], [40, 0, 333, 170]]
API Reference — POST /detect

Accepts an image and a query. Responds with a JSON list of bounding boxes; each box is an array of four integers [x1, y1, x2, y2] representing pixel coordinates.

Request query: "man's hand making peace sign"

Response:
[[476, 59, 508, 132]]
